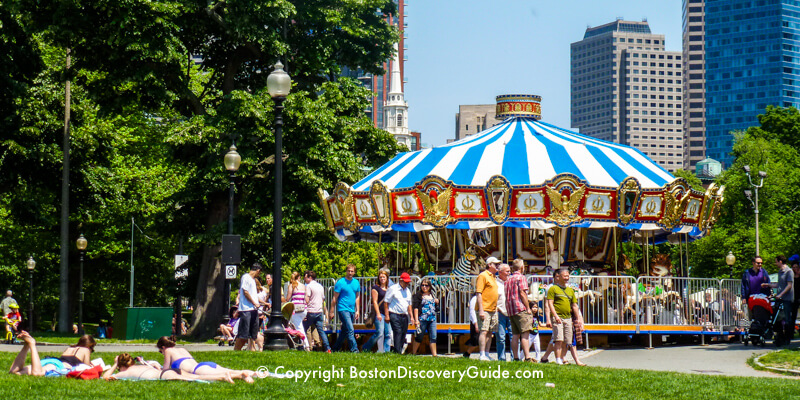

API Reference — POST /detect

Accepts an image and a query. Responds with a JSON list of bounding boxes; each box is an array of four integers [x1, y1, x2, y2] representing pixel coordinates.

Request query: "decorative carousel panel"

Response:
[[637, 194, 663, 220], [495, 94, 542, 120], [327, 196, 343, 226], [510, 189, 547, 217], [658, 179, 692, 229], [333, 182, 359, 231], [415, 176, 456, 227], [617, 177, 642, 225], [353, 194, 377, 225], [452, 189, 488, 218], [369, 180, 393, 228], [392, 190, 422, 221], [582, 190, 615, 218], [682, 195, 703, 224], [485, 175, 512, 224], [544, 174, 587, 226], [317, 188, 336, 233]]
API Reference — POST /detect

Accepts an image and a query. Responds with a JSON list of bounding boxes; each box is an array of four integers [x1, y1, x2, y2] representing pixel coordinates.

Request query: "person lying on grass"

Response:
[[102, 353, 234, 383], [9, 331, 89, 376], [156, 336, 254, 383]]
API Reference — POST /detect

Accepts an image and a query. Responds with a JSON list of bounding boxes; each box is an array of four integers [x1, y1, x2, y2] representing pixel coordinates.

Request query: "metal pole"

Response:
[[29, 270, 34, 332], [264, 96, 288, 350], [130, 217, 134, 308], [58, 49, 71, 333], [78, 250, 84, 335], [754, 187, 760, 257], [226, 171, 235, 313]]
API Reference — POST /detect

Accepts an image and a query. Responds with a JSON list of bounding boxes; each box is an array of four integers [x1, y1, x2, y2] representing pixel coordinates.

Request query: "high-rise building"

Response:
[[682, 0, 706, 169], [571, 20, 684, 172], [454, 104, 501, 140], [704, 0, 800, 168]]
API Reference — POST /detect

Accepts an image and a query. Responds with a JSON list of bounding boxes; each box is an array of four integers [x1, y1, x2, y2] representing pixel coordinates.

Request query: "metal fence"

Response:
[[314, 275, 745, 335]]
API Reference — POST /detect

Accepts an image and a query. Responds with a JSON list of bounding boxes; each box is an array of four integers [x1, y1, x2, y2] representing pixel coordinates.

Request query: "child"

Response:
[[527, 302, 541, 361], [5, 303, 22, 336]]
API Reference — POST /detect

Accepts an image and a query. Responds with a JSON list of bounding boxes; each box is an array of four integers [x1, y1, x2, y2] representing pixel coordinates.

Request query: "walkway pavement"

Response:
[[580, 342, 795, 378]]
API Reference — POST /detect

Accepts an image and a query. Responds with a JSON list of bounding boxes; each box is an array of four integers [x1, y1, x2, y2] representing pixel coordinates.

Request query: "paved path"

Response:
[[581, 342, 795, 378], [0, 342, 229, 354]]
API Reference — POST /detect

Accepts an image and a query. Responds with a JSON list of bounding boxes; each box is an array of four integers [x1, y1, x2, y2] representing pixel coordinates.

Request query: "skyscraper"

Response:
[[704, 0, 800, 168], [682, 0, 706, 169], [571, 20, 684, 172], [454, 104, 500, 140]]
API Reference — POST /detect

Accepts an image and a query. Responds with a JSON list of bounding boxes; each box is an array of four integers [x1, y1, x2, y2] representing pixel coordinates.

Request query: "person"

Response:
[[9, 331, 87, 376], [762, 255, 795, 345], [329, 264, 360, 353], [303, 270, 331, 352], [5, 303, 21, 337], [495, 263, 512, 362], [287, 271, 310, 351], [59, 334, 96, 366], [791, 256, 800, 341], [741, 256, 771, 312], [103, 353, 234, 383], [527, 302, 542, 361], [462, 293, 479, 358], [256, 278, 269, 329], [1, 290, 17, 317], [362, 270, 391, 353], [505, 259, 535, 362], [411, 277, 439, 356], [156, 336, 254, 383], [234, 263, 262, 351], [476, 256, 500, 361], [384, 272, 413, 354], [218, 306, 239, 345], [546, 268, 583, 365]]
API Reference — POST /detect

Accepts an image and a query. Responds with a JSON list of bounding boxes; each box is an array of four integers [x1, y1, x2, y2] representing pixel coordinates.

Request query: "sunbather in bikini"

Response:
[[9, 331, 88, 376], [156, 337, 254, 383], [103, 353, 234, 383]]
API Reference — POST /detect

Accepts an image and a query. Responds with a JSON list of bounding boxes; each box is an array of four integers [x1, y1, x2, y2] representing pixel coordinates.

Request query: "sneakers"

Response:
[[479, 355, 492, 361], [326, 349, 332, 353]]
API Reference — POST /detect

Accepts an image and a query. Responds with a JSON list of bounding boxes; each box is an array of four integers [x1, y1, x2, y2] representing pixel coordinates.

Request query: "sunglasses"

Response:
[[755, 262, 763, 265], [421, 284, 430, 287]]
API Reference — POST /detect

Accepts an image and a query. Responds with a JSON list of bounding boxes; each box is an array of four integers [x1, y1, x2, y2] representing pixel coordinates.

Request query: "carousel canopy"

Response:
[[318, 95, 724, 240]]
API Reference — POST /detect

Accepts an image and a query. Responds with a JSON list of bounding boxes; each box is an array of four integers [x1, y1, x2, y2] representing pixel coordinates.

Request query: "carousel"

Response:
[[317, 95, 725, 277]]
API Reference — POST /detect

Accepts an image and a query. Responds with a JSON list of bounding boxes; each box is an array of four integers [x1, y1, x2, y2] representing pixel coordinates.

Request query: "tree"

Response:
[[15, 0, 403, 336]]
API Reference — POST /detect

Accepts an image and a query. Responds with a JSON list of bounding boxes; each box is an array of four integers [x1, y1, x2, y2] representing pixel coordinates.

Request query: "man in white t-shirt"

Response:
[[235, 263, 262, 351], [384, 272, 413, 354], [304, 270, 330, 352]]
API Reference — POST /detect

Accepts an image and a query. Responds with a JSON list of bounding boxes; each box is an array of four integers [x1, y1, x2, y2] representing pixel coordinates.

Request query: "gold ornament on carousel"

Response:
[[417, 186, 455, 227], [546, 184, 585, 225]]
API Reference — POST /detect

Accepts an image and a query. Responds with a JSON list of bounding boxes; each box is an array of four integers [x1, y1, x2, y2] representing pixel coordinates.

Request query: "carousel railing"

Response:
[[315, 274, 744, 336]]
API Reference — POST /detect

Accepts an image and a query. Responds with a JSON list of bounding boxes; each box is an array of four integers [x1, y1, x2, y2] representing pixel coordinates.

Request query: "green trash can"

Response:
[[113, 307, 173, 340]]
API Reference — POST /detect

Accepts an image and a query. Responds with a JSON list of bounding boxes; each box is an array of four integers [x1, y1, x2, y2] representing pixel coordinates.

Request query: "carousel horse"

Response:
[[428, 246, 483, 324]]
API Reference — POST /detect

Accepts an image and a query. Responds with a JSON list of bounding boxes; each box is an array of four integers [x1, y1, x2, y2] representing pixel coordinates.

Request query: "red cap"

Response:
[[400, 272, 411, 282]]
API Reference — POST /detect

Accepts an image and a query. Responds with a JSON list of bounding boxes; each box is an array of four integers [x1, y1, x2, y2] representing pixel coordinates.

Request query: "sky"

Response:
[[403, 0, 683, 147]]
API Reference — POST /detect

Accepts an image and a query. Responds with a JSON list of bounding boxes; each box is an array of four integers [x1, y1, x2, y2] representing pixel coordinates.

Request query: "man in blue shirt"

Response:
[[329, 264, 361, 352]]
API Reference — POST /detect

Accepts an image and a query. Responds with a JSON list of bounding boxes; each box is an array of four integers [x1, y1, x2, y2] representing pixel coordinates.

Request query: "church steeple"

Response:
[[384, 42, 411, 148]]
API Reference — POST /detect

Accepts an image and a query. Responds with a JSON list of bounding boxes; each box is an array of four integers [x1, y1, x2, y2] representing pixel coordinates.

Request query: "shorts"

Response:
[[510, 311, 533, 335], [551, 318, 573, 343], [237, 310, 259, 340], [478, 310, 498, 332]]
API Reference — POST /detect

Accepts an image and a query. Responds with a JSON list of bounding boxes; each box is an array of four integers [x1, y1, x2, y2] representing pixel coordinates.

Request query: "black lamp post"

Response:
[[26, 257, 35, 332], [743, 165, 766, 256], [264, 61, 291, 351], [224, 144, 241, 312], [76, 234, 87, 335]]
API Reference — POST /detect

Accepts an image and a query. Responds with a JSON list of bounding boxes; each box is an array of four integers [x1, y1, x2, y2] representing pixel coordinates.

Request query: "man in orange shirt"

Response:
[[476, 256, 500, 361]]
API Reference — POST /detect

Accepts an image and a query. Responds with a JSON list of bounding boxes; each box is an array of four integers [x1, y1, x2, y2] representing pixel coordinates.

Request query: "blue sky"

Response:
[[403, 1, 682, 147]]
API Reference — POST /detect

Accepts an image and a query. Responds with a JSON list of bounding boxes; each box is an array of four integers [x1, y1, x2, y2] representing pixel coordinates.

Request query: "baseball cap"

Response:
[[486, 256, 501, 264], [400, 272, 411, 282], [788, 254, 799, 263]]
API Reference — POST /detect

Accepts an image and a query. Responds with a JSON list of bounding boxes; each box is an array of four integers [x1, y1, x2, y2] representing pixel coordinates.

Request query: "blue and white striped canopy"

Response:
[[354, 117, 674, 191]]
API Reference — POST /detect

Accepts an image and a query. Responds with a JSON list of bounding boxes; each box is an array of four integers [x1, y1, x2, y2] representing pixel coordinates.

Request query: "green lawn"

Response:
[[756, 348, 800, 372], [3, 350, 798, 400]]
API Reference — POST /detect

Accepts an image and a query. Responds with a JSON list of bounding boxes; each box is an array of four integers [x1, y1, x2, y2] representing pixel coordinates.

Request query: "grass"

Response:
[[2, 350, 799, 400], [753, 348, 800, 373]]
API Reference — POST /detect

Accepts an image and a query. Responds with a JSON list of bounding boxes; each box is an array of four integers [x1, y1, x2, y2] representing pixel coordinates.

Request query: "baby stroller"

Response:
[[280, 302, 307, 350], [743, 294, 785, 347]]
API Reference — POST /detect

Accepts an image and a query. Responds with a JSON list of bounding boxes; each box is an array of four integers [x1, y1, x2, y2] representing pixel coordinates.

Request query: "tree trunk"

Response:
[[187, 197, 228, 339]]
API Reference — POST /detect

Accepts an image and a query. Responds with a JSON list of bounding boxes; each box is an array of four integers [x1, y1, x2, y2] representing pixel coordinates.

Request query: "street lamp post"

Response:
[[76, 234, 87, 335], [224, 144, 241, 312], [264, 61, 291, 351], [743, 165, 766, 256], [26, 257, 35, 332], [725, 251, 736, 278]]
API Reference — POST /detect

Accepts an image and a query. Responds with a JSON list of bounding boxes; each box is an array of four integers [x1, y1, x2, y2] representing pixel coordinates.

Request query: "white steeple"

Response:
[[384, 42, 412, 149]]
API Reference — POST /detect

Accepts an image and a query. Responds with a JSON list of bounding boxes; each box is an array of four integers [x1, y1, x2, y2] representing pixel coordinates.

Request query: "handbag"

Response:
[[364, 309, 375, 328]]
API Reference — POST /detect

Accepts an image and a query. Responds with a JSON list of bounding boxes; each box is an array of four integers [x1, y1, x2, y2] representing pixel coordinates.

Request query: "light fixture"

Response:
[[267, 61, 292, 99], [224, 145, 241, 172], [725, 251, 735, 266], [26, 257, 36, 271]]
